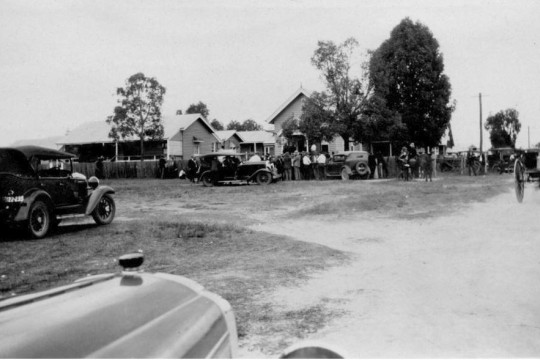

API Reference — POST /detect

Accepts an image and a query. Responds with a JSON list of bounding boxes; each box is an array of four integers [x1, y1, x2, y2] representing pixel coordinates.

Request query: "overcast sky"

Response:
[[1, 0, 539, 150]]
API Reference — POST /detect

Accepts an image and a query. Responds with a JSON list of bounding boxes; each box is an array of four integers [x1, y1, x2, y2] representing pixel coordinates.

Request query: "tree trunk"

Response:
[[342, 134, 350, 151], [140, 137, 144, 162]]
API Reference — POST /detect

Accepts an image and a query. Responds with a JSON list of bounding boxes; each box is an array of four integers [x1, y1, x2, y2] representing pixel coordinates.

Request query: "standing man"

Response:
[[187, 155, 198, 183], [282, 151, 292, 181], [317, 152, 327, 180], [292, 151, 302, 180], [467, 147, 477, 176], [158, 155, 166, 179]]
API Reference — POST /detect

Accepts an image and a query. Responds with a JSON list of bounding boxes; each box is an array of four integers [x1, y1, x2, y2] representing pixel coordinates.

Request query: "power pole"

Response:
[[528, 126, 530, 148], [479, 93, 484, 173], [479, 93, 483, 154]]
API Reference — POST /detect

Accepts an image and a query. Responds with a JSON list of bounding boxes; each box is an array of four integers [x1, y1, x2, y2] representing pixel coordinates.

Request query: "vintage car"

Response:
[[0, 253, 239, 358], [0, 146, 115, 239], [197, 152, 279, 187], [325, 151, 370, 180]]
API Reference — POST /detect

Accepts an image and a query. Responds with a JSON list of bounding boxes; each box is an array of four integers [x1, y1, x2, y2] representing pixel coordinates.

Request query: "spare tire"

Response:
[[355, 162, 369, 178]]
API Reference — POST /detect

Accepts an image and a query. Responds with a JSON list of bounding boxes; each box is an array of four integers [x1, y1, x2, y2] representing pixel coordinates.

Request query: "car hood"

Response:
[[0, 271, 237, 358]]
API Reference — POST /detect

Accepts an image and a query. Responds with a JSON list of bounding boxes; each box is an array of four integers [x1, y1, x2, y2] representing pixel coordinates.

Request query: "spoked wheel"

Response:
[[514, 160, 525, 203], [27, 200, 51, 239], [256, 171, 272, 185], [92, 194, 116, 225], [201, 172, 215, 187]]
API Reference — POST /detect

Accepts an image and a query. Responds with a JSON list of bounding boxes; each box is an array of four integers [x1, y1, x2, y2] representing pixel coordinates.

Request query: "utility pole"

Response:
[[528, 126, 530, 148], [479, 93, 483, 153], [479, 93, 484, 173]]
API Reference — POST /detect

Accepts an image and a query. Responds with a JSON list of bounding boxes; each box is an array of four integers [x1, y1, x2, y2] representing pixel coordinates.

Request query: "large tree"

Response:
[[369, 18, 453, 148], [299, 92, 337, 146], [310, 38, 372, 150], [107, 72, 166, 160], [185, 101, 210, 120], [484, 108, 521, 148]]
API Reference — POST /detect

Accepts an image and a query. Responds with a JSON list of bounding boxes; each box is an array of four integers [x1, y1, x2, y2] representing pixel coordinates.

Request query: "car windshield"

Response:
[[0, 149, 35, 176], [333, 154, 346, 162]]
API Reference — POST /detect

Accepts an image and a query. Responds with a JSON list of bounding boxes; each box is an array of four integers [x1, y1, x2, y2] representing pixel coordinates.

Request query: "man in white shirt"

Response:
[[317, 153, 327, 180]]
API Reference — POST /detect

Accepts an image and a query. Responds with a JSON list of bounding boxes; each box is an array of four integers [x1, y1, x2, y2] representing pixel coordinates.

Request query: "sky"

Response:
[[1, 0, 539, 150]]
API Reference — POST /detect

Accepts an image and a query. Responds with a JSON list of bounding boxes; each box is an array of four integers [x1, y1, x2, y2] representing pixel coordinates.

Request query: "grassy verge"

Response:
[[0, 219, 348, 340]]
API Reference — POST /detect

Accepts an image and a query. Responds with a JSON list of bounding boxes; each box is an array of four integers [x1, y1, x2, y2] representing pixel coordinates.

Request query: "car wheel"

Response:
[[27, 200, 51, 239], [92, 194, 116, 225], [201, 172, 214, 187], [341, 168, 349, 180], [256, 171, 272, 185], [355, 162, 369, 179]]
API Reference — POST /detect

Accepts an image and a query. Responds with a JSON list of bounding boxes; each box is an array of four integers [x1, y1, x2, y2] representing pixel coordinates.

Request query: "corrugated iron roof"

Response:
[[57, 114, 219, 145]]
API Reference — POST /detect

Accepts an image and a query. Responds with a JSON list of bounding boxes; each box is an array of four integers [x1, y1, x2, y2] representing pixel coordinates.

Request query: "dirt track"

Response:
[[240, 182, 540, 358]]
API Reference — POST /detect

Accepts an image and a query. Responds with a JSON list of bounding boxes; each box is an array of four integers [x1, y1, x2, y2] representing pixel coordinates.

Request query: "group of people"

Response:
[[246, 151, 327, 181], [397, 142, 434, 182]]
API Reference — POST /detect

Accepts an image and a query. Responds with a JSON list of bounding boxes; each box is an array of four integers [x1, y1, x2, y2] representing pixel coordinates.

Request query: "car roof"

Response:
[[13, 146, 75, 159], [197, 152, 246, 157]]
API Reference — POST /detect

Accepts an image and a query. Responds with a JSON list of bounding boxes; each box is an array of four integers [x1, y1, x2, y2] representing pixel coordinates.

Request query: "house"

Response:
[[215, 130, 243, 151], [265, 87, 355, 155], [57, 114, 220, 161], [236, 131, 276, 156]]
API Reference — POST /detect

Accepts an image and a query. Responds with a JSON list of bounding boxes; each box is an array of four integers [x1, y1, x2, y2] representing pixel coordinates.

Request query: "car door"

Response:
[[37, 160, 77, 207]]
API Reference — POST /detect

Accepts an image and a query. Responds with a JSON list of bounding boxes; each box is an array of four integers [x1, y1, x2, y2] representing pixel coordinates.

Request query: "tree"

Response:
[[310, 38, 372, 150], [107, 72, 166, 160], [354, 95, 406, 145], [281, 116, 299, 143], [299, 92, 337, 146], [484, 108, 521, 148], [226, 120, 242, 131], [210, 119, 224, 131], [241, 119, 263, 131], [226, 119, 263, 131], [369, 18, 453, 148], [185, 101, 210, 120]]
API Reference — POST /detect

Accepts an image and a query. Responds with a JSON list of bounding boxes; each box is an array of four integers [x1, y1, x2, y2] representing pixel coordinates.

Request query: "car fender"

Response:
[[248, 168, 272, 181], [85, 186, 115, 215], [14, 189, 53, 222]]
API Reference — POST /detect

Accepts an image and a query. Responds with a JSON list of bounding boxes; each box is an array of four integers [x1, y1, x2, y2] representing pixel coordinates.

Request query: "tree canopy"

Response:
[[226, 119, 263, 131], [309, 37, 371, 150], [106, 72, 166, 159], [210, 119, 224, 131], [484, 108, 521, 148], [369, 18, 453, 148], [299, 92, 337, 146], [185, 101, 210, 120]]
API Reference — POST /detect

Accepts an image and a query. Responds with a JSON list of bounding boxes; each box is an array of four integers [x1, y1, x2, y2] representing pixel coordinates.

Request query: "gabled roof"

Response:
[[236, 131, 275, 144], [57, 114, 220, 145], [214, 130, 242, 143], [266, 87, 312, 124]]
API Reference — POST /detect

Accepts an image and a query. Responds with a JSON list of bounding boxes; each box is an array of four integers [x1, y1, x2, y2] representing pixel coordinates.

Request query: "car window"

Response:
[[37, 158, 70, 178], [0, 149, 35, 176], [333, 155, 346, 162]]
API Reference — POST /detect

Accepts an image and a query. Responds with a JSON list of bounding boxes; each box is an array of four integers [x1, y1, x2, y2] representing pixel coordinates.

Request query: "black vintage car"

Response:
[[325, 151, 370, 180], [197, 152, 279, 187], [0, 146, 115, 238]]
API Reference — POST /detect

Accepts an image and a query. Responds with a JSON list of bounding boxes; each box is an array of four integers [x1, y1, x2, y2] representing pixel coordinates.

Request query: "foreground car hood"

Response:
[[0, 272, 237, 358]]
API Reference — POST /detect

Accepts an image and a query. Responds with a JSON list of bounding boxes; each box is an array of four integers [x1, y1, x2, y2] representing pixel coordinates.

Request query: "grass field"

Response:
[[0, 173, 512, 350]]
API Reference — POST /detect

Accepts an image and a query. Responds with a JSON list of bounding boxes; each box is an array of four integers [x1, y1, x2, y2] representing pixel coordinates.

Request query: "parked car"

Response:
[[0, 253, 239, 358], [324, 151, 370, 180], [0, 146, 115, 238], [197, 152, 279, 187]]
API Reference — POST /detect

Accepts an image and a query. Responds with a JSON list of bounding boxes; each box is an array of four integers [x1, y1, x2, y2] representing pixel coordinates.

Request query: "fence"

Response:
[[73, 160, 189, 179]]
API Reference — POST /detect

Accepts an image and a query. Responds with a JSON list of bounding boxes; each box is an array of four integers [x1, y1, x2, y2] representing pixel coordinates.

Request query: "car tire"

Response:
[[201, 172, 214, 187], [355, 162, 369, 178], [27, 200, 51, 239], [256, 171, 272, 185], [92, 194, 116, 225], [341, 168, 349, 180]]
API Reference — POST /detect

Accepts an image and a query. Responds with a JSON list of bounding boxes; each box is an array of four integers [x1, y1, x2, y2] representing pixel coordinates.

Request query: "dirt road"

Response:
[[241, 185, 540, 358]]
